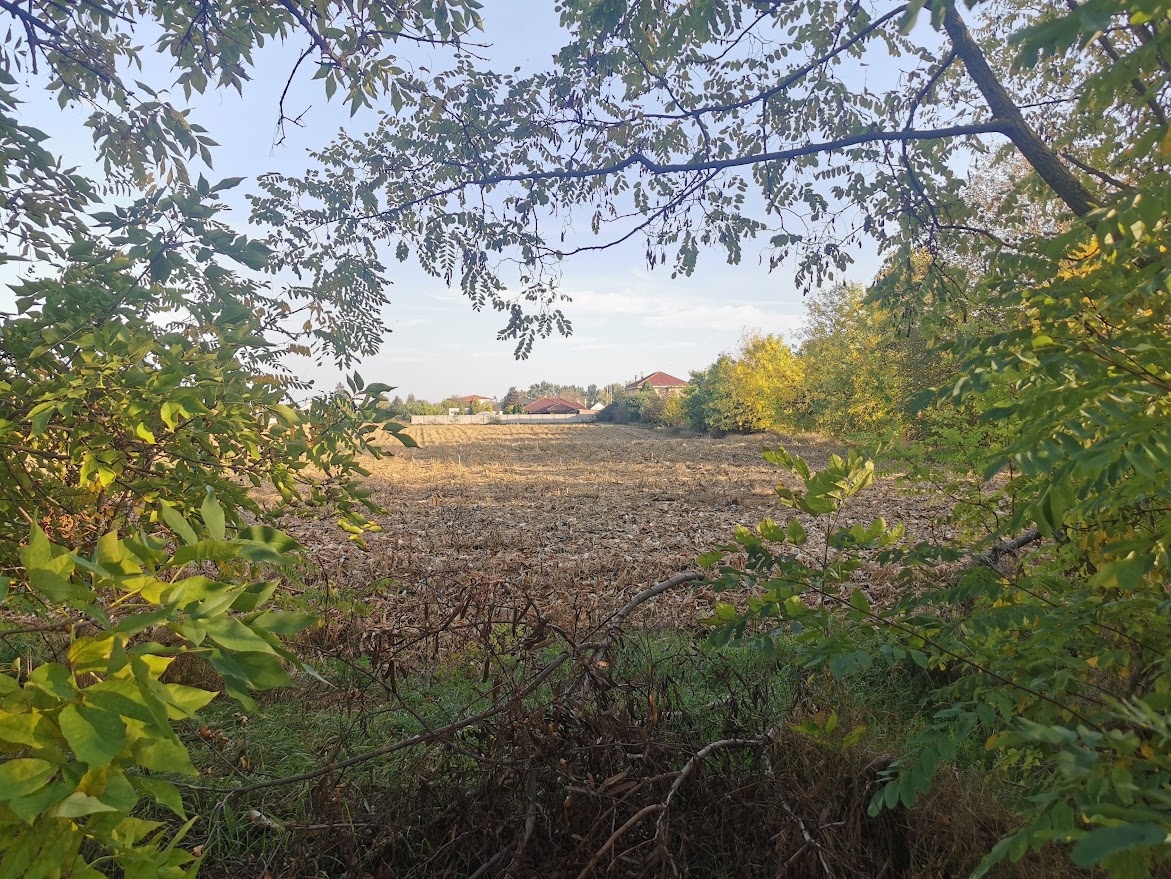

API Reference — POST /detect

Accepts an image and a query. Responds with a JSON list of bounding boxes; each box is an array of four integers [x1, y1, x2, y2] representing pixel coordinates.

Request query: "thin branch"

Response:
[[574, 803, 665, 879], [1060, 150, 1132, 192], [360, 122, 1011, 227], [643, 4, 910, 123], [277, 0, 344, 67]]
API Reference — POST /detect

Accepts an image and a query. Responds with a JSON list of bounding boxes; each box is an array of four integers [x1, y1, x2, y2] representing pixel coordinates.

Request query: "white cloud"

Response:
[[564, 287, 805, 339]]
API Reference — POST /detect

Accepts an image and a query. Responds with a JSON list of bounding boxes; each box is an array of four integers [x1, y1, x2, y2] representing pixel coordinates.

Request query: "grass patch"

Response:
[[167, 629, 1074, 879]]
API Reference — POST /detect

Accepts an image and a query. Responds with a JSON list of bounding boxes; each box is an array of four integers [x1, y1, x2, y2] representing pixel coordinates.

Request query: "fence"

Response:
[[409, 412, 597, 425]]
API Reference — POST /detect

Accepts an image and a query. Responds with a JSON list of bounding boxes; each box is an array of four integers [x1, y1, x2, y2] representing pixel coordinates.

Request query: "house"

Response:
[[625, 371, 689, 395], [523, 396, 589, 415]]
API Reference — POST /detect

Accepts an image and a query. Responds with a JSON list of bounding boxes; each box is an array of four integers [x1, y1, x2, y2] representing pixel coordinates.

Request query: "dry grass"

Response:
[[282, 424, 947, 650]]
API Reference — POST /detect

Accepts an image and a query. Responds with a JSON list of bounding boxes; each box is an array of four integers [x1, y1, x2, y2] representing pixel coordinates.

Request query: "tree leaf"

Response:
[[1071, 823, 1169, 866], [59, 704, 127, 767], [0, 758, 57, 800]]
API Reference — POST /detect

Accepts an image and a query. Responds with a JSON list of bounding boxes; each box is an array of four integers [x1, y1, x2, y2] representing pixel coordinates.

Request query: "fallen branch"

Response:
[[574, 803, 665, 879], [972, 528, 1042, 570], [569, 571, 702, 697], [197, 571, 700, 802], [210, 650, 571, 800], [654, 737, 762, 849]]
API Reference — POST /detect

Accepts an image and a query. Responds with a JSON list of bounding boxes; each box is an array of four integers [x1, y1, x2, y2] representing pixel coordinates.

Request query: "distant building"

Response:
[[454, 394, 494, 405], [523, 396, 589, 415], [625, 371, 689, 395]]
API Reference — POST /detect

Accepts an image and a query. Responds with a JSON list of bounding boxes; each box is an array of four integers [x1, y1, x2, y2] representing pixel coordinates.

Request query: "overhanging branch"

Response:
[[366, 121, 1012, 224]]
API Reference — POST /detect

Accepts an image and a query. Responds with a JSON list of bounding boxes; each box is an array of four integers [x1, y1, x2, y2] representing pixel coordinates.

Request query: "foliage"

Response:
[[683, 334, 801, 434], [702, 441, 1171, 877], [731, 333, 803, 432], [683, 355, 751, 434], [0, 1, 467, 875], [526, 381, 588, 405], [0, 498, 315, 877], [796, 284, 916, 437], [0, 262, 413, 563]]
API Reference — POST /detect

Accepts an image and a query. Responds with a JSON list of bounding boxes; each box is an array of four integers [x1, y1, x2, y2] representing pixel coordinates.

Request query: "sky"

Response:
[[4, 1, 891, 402]]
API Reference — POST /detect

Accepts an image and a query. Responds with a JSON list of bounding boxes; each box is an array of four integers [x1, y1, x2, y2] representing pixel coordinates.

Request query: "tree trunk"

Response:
[[941, 5, 1099, 218]]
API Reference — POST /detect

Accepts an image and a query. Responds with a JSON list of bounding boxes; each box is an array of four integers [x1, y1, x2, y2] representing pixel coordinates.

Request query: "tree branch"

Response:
[[365, 122, 1011, 225], [940, 4, 1098, 217]]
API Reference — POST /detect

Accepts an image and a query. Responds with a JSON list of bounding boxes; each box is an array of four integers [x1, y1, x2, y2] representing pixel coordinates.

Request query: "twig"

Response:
[[467, 845, 513, 879], [971, 527, 1042, 570], [654, 738, 761, 848], [762, 729, 834, 878], [574, 803, 665, 879]]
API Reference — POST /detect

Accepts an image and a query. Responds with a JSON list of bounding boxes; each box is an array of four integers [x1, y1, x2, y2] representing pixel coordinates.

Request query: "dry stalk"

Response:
[[573, 803, 665, 879], [763, 727, 835, 878], [653, 737, 763, 870]]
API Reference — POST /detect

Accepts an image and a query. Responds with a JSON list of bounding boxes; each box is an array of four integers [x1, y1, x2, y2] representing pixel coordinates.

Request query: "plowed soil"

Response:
[[285, 424, 947, 650]]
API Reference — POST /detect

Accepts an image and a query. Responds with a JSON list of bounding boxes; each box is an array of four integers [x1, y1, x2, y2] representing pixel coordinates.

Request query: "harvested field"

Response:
[[282, 424, 948, 656]]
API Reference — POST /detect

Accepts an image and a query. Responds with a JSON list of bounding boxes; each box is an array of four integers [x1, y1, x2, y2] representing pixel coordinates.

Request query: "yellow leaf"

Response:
[[1160, 127, 1171, 155], [1087, 656, 1099, 669]]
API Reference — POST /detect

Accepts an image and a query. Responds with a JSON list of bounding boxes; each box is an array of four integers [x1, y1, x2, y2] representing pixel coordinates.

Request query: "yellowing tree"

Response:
[[732, 333, 804, 432], [798, 284, 909, 436]]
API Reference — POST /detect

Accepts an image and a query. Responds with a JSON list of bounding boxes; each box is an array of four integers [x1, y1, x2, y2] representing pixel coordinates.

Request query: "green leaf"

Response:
[[251, 610, 318, 635], [159, 504, 199, 547], [236, 525, 301, 553], [27, 401, 56, 436], [1071, 823, 1169, 867], [49, 791, 120, 818], [786, 518, 807, 545], [170, 539, 240, 565], [203, 617, 277, 654], [130, 775, 186, 818], [270, 403, 301, 425], [0, 758, 57, 800], [200, 489, 226, 541], [59, 704, 127, 766], [27, 663, 78, 702]]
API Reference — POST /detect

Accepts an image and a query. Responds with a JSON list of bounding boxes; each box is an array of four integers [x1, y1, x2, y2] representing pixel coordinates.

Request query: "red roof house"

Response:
[[625, 371, 689, 394], [523, 396, 588, 415]]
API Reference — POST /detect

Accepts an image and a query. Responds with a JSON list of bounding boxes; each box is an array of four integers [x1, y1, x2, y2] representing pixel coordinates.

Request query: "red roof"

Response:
[[626, 371, 688, 390], [523, 396, 587, 414]]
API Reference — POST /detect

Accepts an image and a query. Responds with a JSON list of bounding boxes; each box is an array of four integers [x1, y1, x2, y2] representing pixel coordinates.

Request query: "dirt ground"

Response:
[[283, 424, 949, 649]]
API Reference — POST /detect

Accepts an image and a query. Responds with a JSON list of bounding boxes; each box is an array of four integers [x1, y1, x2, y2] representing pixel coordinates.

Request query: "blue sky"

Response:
[[5, 1, 890, 401]]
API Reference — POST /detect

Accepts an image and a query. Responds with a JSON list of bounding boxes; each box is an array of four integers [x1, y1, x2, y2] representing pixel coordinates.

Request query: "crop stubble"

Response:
[[285, 424, 945, 652]]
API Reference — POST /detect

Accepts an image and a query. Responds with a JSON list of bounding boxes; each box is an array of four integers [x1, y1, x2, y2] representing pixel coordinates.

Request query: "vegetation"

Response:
[[3, 0, 1170, 877], [0, 1, 460, 874]]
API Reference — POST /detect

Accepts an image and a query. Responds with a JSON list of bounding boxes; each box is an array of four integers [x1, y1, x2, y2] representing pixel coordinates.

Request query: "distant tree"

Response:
[[586, 383, 600, 406], [500, 386, 528, 414], [683, 355, 752, 433], [682, 334, 799, 433], [527, 381, 587, 404], [732, 333, 803, 431], [797, 284, 909, 436]]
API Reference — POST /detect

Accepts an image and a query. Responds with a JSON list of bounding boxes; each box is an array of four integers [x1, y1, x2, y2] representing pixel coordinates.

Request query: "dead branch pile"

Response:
[[189, 572, 1075, 879]]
